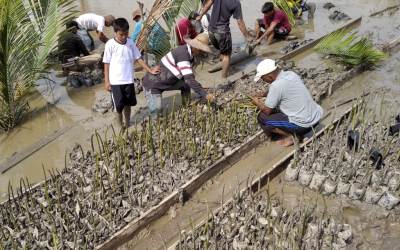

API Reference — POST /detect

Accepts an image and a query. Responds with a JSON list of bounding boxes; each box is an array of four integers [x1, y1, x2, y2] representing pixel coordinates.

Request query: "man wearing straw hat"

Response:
[[142, 34, 217, 115], [251, 59, 323, 147]]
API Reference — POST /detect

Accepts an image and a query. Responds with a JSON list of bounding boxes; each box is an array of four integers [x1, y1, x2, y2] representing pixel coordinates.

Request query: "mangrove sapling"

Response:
[[285, 100, 400, 209]]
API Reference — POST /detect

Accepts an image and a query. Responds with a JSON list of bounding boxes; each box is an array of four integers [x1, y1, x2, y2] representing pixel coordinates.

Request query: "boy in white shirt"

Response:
[[103, 18, 159, 129]]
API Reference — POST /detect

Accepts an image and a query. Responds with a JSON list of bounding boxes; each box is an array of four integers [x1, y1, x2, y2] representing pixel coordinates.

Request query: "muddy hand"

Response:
[[206, 94, 216, 102], [250, 96, 262, 106], [253, 91, 267, 98]]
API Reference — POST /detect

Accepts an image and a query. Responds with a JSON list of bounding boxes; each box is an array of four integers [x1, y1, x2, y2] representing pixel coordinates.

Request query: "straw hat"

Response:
[[132, 10, 142, 19], [185, 34, 217, 55], [254, 59, 277, 82]]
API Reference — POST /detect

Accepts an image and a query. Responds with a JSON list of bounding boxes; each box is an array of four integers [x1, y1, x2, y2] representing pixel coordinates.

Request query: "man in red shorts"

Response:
[[255, 2, 293, 45]]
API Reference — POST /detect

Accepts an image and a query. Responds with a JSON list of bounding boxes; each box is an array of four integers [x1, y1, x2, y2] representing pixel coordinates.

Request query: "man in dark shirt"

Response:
[[142, 34, 216, 115], [58, 21, 90, 63], [197, 0, 252, 78]]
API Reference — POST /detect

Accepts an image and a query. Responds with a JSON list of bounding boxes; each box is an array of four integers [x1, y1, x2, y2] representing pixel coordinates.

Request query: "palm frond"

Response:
[[0, 0, 76, 131], [272, 0, 296, 27], [137, 0, 200, 59], [315, 30, 386, 66]]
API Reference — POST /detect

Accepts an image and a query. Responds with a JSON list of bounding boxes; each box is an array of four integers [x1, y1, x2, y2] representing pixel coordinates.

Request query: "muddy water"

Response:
[[122, 52, 400, 250], [0, 0, 398, 201], [0, 0, 342, 196]]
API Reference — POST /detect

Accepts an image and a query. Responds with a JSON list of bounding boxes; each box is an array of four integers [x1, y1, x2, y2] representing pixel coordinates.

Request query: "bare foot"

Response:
[[276, 136, 294, 147]]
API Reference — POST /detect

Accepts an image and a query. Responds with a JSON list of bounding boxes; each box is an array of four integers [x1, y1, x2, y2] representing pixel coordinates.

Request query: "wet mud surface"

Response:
[[175, 190, 353, 249], [1, 0, 400, 248], [285, 100, 400, 210], [0, 101, 260, 248], [0, 0, 360, 195]]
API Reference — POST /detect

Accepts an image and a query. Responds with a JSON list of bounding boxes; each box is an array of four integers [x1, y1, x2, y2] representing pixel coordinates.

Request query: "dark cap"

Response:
[[66, 20, 79, 29]]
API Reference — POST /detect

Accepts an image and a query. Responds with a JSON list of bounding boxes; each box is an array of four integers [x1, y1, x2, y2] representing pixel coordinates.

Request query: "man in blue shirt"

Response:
[[131, 9, 169, 55], [131, 10, 143, 43]]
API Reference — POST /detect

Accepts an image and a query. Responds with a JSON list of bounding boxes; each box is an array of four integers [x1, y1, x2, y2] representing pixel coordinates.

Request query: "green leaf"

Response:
[[0, 0, 76, 131], [315, 30, 386, 66]]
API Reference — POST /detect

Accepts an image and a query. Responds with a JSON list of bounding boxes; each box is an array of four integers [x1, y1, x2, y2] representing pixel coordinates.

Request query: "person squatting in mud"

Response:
[[142, 34, 216, 116], [254, 2, 295, 45], [251, 59, 323, 147], [103, 18, 160, 129], [76, 13, 115, 51], [58, 21, 90, 63]]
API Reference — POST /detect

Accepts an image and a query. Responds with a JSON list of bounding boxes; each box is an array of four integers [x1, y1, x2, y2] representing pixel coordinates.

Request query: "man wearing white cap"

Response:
[[143, 34, 217, 115], [251, 59, 323, 146]]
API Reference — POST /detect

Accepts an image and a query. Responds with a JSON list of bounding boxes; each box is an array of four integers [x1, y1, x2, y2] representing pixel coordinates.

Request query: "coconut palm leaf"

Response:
[[315, 30, 386, 66], [272, 0, 296, 27], [0, 0, 75, 131], [137, 0, 200, 59]]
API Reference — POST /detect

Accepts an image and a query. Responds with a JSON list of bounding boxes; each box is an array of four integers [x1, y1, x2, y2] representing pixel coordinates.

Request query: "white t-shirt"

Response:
[[265, 70, 323, 127], [103, 39, 141, 85], [201, 14, 210, 34], [76, 13, 105, 32]]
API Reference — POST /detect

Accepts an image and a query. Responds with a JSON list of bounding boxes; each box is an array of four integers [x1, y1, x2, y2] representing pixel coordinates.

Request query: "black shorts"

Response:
[[257, 112, 312, 136], [257, 18, 290, 39], [209, 31, 232, 55], [111, 84, 137, 113]]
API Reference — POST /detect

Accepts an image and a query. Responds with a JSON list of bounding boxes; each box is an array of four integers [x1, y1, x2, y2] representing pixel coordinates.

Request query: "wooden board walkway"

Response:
[[0, 125, 73, 174]]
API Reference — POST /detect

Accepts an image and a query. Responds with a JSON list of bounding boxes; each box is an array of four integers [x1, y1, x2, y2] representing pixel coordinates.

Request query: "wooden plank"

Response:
[[216, 17, 362, 85], [0, 16, 371, 249], [95, 131, 265, 250], [280, 17, 362, 61], [168, 105, 355, 250], [208, 51, 256, 73], [98, 57, 370, 249], [369, 4, 400, 17], [97, 18, 370, 250], [0, 125, 73, 174]]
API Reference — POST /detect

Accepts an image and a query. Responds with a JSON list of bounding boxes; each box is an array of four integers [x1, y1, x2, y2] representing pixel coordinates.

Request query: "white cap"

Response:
[[254, 59, 277, 82]]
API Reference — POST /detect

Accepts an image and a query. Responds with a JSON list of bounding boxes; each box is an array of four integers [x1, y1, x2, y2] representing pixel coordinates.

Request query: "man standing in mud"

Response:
[[251, 59, 323, 147], [196, 0, 252, 78]]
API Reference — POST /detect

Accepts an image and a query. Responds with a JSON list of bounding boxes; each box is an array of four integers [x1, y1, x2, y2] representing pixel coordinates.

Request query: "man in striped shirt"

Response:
[[143, 35, 216, 115]]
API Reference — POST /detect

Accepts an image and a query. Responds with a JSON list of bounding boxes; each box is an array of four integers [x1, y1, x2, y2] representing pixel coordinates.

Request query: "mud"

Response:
[[123, 48, 400, 250], [0, 0, 400, 248], [0, 100, 261, 249], [285, 98, 400, 210], [0, 0, 360, 196], [175, 190, 352, 249]]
